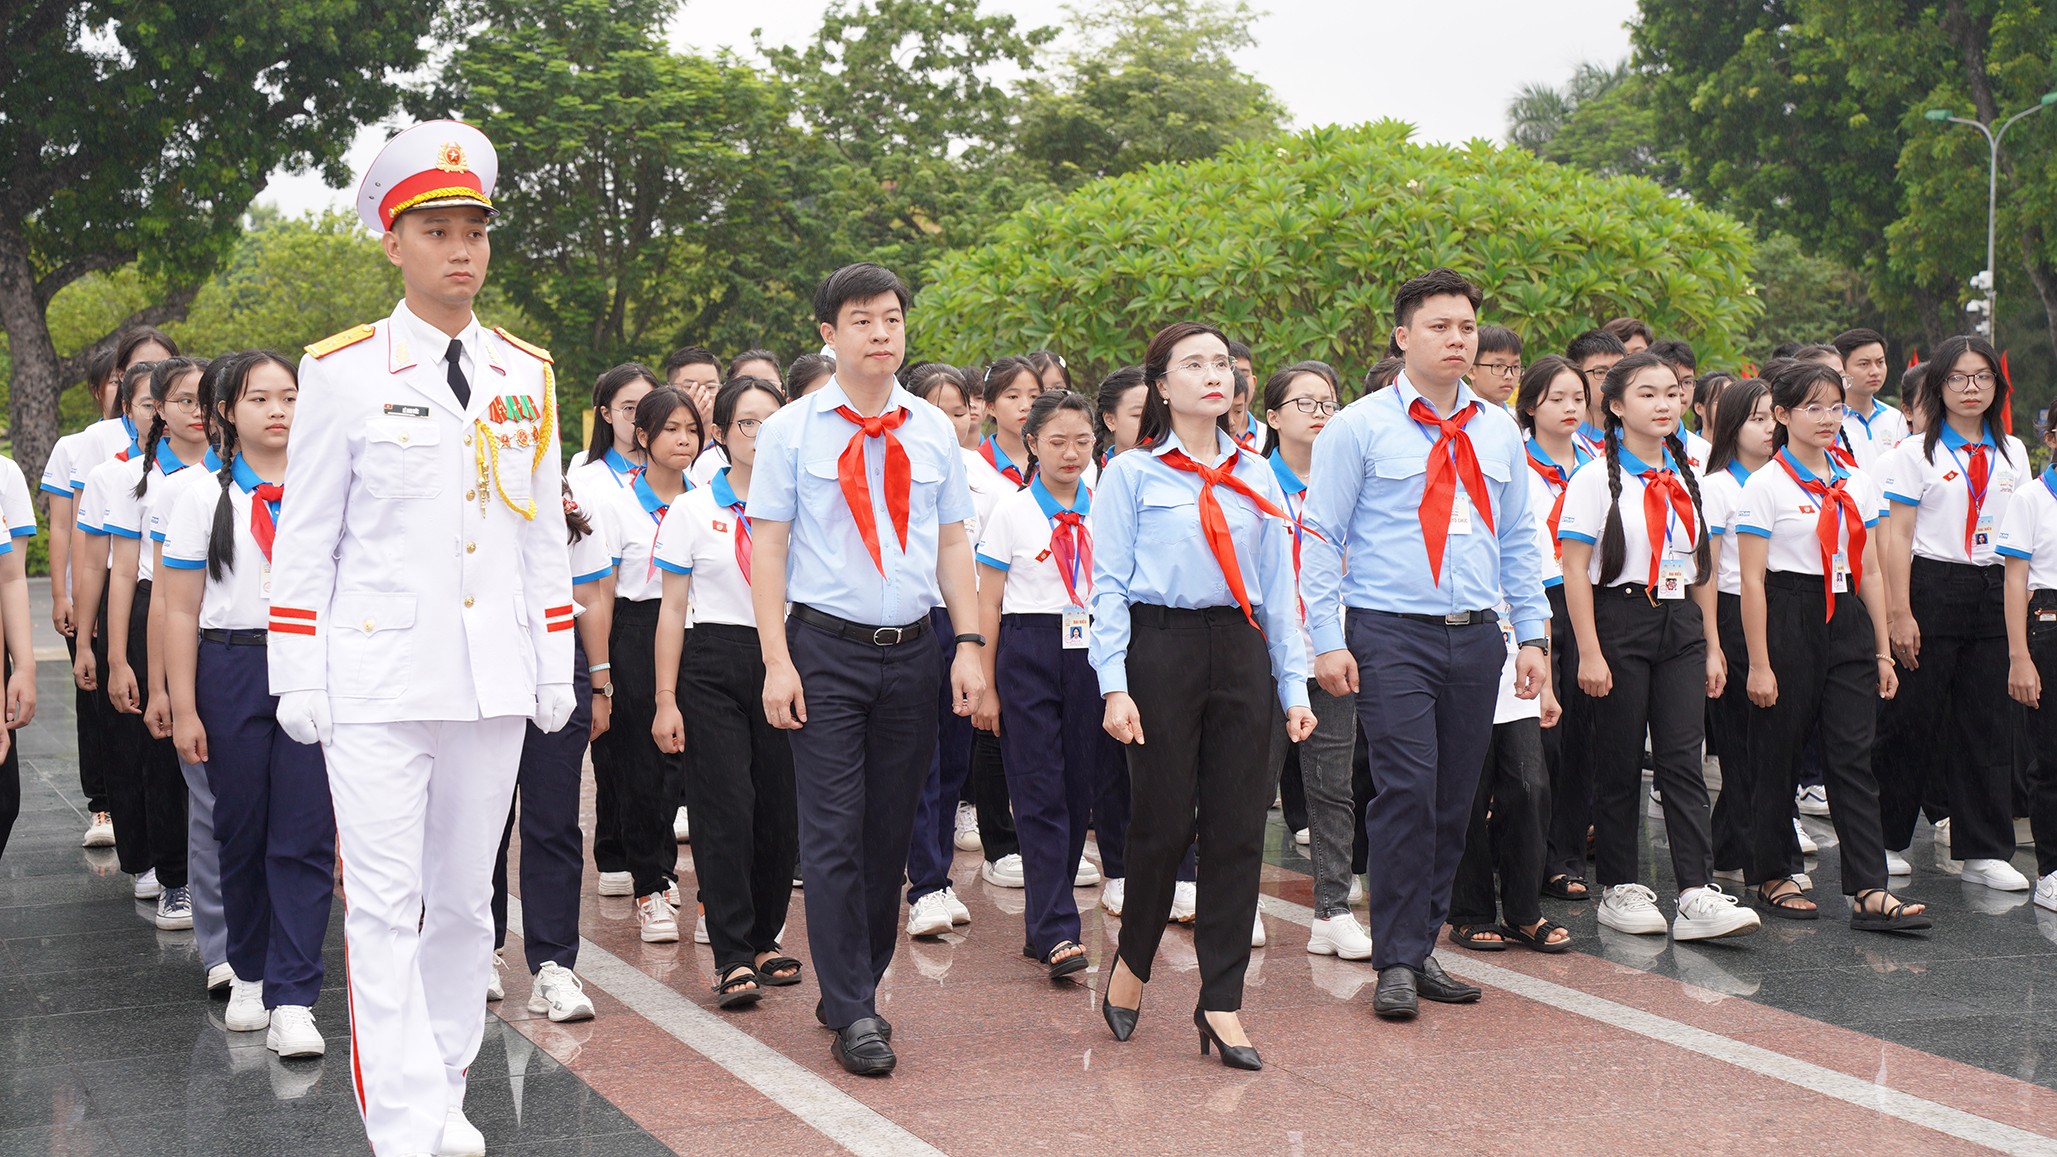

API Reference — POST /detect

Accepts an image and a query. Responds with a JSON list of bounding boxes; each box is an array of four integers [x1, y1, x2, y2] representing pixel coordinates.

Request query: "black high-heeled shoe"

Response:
[[1193, 1008, 1261, 1071], [1102, 993, 1140, 1042]]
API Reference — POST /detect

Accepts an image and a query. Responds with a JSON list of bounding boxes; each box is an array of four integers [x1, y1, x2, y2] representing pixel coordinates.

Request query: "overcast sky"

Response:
[[263, 0, 1639, 219]]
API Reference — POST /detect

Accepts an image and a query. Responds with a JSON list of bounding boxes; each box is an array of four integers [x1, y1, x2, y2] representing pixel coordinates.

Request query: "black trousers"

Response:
[[1543, 585, 1598, 880], [0, 655, 15, 861], [1876, 558, 2013, 860], [1449, 717, 1548, 929], [2016, 592, 2057, 878], [1745, 572, 1890, 893], [589, 598, 678, 898], [1588, 586, 1712, 892], [786, 615, 938, 1029], [105, 582, 187, 887], [66, 631, 110, 814], [493, 637, 593, 973], [1708, 592, 1800, 876], [1117, 605, 1275, 1012], [680, 623, 798, 975]]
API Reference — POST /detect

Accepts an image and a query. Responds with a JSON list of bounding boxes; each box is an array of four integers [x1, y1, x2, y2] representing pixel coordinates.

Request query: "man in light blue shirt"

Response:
[[747, 263, 984, 1077], [1300, 268, 1550, 1019]]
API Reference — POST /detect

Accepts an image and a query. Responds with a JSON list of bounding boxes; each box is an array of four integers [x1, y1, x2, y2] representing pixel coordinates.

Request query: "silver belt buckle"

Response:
[[1443, 612, 1470, 626], [871, 626, 904, 646]]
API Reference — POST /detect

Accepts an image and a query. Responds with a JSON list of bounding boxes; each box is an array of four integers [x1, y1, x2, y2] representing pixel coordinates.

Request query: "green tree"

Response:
[[0, 0, 441, 495], [1014, 0, 1288, 190], [1506, 60, 1628, 152], [913, 122, 1760, 386], [1740, 232, 1879, 361]]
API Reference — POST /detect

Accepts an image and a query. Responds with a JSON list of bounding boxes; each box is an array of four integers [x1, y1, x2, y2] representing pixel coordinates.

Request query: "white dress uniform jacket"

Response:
[[267, 301, 574, 723]]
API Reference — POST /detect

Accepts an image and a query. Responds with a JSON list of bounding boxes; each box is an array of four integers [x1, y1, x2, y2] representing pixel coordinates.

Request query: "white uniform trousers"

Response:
[[329, 716, 526, 1156]]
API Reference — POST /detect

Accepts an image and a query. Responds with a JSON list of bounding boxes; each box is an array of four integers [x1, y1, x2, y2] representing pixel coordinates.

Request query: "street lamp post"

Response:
[[1925, 92, 2057, 344]]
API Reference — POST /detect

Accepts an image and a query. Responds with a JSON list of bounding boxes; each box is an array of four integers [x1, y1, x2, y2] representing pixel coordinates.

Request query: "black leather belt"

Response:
[[199, 628, 268, 646], [1369, 609, 1497, 626], [791, 603, 930, 647]]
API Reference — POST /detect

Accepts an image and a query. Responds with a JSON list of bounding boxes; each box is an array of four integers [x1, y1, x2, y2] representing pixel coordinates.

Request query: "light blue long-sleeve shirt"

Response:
[[1087, 427, 1310, 712], [1299, 372, 1550, 652]]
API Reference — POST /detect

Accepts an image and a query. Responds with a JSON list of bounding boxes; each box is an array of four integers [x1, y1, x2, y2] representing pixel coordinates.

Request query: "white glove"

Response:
[[276, 690, 334, 747], [534, 683, 575, 734]]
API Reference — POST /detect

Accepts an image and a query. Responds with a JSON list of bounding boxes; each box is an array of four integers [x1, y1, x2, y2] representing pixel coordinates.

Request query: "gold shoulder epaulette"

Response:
[[304, 324, 377, 359], [493, 326, 553, 364]]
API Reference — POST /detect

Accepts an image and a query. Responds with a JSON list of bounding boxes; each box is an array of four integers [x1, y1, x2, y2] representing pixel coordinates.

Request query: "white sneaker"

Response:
[[1935, 818, 1963, 873], [665, 879, 682, 908], [1348, 875, 1364, 906], [133, 868, 162, 900], [940, 886, 971, 924], [1597, 883, 1667, 935], [1251, 909, 1267, 948], [674, 806, 690, 843], [1100, 878, 1125, 916], [1885, 849, 1912, 876], [1672, 884, 1762, 941], [2019, 817, 2036, 847], [485, 951, 504, 1002], [1794, 819, 1819, 857], [206, 962, 235, 995], [907, 891, 953, 937], [980, 853, 1026, 888], [81, 811, 115, 848], [693, 912, 710, 944], [155, 887, 194, 930], [266, 1005, 325, 1057], [1306, 912, 1375, 960], [528, 962, 595, 1023], [2035, 871, 2057, 913], [439, 1107, 486, 1157], [226, 978, 269, 1031], [1795, 784, 1831, 816], [1074, 858, 1102, 887], [596, 871, 633, 897], [1961, 858, 2032, 892], [1169, 880, 1197, 923], [953, 802, 982, 852], [636, 893, 678, 942], [1293, 828, 1310, 847]]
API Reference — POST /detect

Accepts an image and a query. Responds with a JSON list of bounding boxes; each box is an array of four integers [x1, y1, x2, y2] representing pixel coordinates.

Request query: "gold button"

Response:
[[466, 542, 476, 554], [464, 434, 473, 446], [362, 619, 375, 632], [464, 596, 475, 608], [466, 489, 477, 501], [398, 433, 410, 444]]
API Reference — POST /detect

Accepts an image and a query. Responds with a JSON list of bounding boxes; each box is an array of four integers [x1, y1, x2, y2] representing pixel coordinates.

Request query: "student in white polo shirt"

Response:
[[1876, 336, 2028, 892], [1997, 411, 2057, 912], [1832, 327, 1909, 471]]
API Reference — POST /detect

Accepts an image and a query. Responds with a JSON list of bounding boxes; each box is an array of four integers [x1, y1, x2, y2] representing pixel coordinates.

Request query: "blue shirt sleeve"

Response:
[[745, 409, 800, 523], [1298, 407, 1364, 655], [1491, 422, 1550, 641], [1248, 465, 1311, 710], [1088, 456, 1139, 697]]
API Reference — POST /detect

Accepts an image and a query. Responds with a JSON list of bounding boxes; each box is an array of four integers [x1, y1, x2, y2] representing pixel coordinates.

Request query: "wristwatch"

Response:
[[595, 681, 615, 699], [1518, 637, 1549, 656], [953, 633, 988, 647]]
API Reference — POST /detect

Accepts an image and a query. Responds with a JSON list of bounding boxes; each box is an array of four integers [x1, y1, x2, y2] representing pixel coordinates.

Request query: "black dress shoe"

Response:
[[832, 1017, 897, 1076], [1417, 955, 1482, 1004], [816, 1000, 893, 1041], [1372, 967, 1418, 1020]]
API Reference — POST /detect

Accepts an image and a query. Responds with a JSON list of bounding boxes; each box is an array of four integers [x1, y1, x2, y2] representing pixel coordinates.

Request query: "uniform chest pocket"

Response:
[[1373, 453, 1430, 482], [908, 459, 945, 520], [328, 592, 416, 699], [1134, 476, 1202, 543], [801, 455, 845, 512], [363, 421, 443, 500]]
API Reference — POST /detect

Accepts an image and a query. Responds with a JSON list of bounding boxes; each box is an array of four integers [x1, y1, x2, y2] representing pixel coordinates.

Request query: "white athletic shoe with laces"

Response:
[[940, 886, 971, 924], [439, 1107, 486, 1157], [226, 977, 269, 1032], [1169, 880, 1197, 923], [133, 868, 162, 900], [1074, 858, 1102, 887], [981, 853, 1026, 888], [154, 887, 194, 930], [2035, 871, 2057, 913], [529, 961, 595, 1023], [1306, 912, 1375, 960], [1597, 883, 1667, 935], [1793, 819, 1818, 856], [1100, 878, 1125, 916], [81, 811, 115, 848], [1795, 784, 1830, 816], [636, 894, 679, 943], [266, 1005, 325, 1057], [953, 802, 982, 852], [1672, 884, 1762, 941], [485, 950, 504, 1002], [906, 891, 953, 937], [1961, 858, 2031, 892]]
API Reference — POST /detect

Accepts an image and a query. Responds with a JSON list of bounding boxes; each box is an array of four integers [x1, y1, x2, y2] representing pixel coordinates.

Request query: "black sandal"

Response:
[[1850, 889, 1932, 934], [714, 965, 763, 1009], [1044, 940, 1089, 980], [1448, 923, 1508, 952], [1756, 877, 1819, 921], [1542, 875, 1590, 901], [1502, 920, 1572, 954], [755, 952, 803, 987]]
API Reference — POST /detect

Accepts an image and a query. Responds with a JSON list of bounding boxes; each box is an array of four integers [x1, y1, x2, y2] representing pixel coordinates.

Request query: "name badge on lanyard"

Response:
[[1062, 607, 1090, 649], [1657, 555, 1689, 600], [1831, 551, 1849, 594], [1448, 490, 1473, 536], [1975, 512, 1996, 548], [261, 559, 272, 599]]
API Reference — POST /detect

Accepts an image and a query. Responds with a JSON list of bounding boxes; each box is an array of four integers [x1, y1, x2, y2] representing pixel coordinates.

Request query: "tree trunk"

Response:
[[0, 217, 64, 512]]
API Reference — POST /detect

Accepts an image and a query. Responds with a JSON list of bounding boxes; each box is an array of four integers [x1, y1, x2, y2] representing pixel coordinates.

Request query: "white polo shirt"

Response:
[[582, 469, 688, 603], [566, 446, 642, 497], [0, 455, 36, 542], [1557, 446, 1701, 588], [40, 434, 77, 499], [687, 442, 730, 487], [89, 445, 216, 583], [1996, 469, 2057, 591], [1523, 441, 1588, 589], [1878, 426, 2026, 566], [1840, 399, 1910, 472], [569, 491, 616, 590], [1699, 461, 1753, 596], [1681, 428, 1712, 476], [975, 477, 1093, 616], [68, 418, 136, 490], [651, 469, 756, 628], [961, 445, 1012, 549], [160, 457, 276, 631], [1733, 450, 1883, 577]]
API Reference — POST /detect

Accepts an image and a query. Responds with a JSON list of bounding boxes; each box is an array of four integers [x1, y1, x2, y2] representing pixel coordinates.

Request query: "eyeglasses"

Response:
[[1579, 367, 1612, 383], [1791, 402, 1851, 421], [729, 417, 763, 437], [1473, 362, 1522, 379], [1944, 371, 1998, 392], [1280, 398, 1338, 415], [165, 396, 203, 413], [1172, 357, 1235, 376]]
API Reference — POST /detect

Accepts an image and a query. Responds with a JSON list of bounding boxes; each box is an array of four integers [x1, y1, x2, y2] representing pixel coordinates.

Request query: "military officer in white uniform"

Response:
[[267, 121, 575, 1157]]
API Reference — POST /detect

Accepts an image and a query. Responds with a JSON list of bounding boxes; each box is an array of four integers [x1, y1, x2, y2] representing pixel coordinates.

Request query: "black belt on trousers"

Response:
[[199, 628, 268, 646], [790, 602, 930, 646], [1365, 608, 1497, 626]]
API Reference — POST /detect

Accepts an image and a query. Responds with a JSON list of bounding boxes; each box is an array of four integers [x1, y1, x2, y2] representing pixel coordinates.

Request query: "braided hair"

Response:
[[205, 352, 296, 582], [132, 357, 208, 500], [1594, 352, 1710, 587]]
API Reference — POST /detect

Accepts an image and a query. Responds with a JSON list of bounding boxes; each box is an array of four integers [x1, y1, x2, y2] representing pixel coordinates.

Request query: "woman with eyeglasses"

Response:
[[1876, 335, 2032, 892], [1259, 361, 1370, 959]]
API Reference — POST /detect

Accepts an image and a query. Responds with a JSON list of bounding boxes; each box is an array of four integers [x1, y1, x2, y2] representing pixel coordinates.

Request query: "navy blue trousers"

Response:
[[493, 637, 592, 973], [196, 639, 333, 1007], [996, 614, 1122, 957], [908, 609, 975, 902], [1352, 613, 1503, 972], [109, 584, 186, 887], [787, 617, 938, 1029]]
